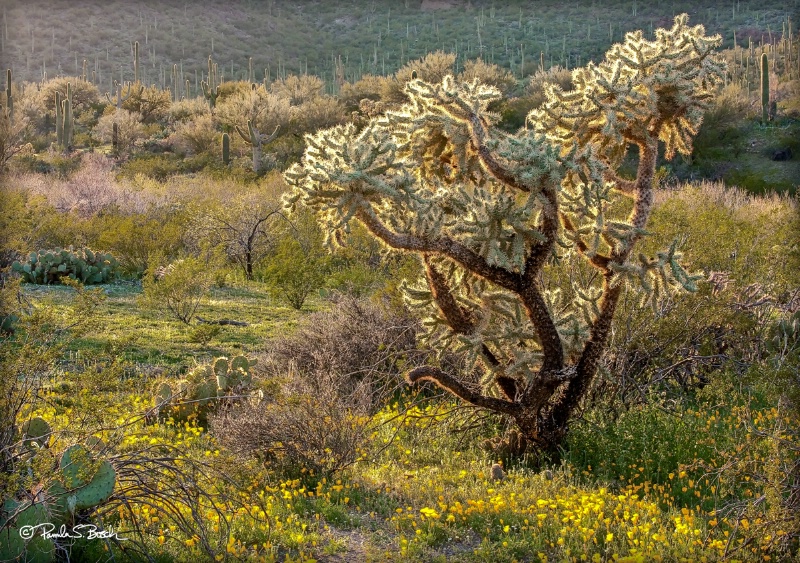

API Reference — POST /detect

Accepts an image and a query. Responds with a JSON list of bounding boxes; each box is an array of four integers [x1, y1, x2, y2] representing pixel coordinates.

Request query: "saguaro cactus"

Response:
[[222, 132, 230, 165], [760, 52, 769, 123], [236, 120, 279, 172], [62, 83, 73, 149], [5, 68, 12, 122], [133, 40, 140, 83], [105, 80, 142, 109], [55, 90, 63, 146], [201, 55, 220, 109]]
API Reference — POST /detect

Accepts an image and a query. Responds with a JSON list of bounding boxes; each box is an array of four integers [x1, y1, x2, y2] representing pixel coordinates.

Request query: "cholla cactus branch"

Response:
[[284, 15, 724, 453]]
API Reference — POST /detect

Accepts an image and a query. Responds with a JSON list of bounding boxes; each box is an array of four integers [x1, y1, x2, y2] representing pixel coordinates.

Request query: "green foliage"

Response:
[[188, 323, 221, 346], [258, 234, 330, 310], [11, 246, 120, 285], [140, 256, 212, 323], [117, 153, 214, 180], [94, 209, 188, 278]]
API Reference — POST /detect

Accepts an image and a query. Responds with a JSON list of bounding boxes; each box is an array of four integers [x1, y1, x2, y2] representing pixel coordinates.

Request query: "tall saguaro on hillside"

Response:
[[284, 15, 725, 453]]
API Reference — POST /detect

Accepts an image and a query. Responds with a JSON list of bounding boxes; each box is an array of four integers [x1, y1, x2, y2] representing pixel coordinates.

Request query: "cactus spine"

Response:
[[222, 132, 230, 165], [235, 120, 279, 172], [761, 52, 769, 124]]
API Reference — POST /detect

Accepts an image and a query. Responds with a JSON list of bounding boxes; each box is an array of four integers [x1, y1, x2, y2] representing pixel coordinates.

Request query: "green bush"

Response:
[[140, 256, 212, 323], [257, 236, 330, 310], [93, 209, 189, 277]]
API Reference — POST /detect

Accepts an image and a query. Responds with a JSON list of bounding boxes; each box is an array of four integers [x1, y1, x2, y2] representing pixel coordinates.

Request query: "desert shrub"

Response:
[[594, 182, 799, 404], [339, 74, 387, 111], [269, 74, 325, 106], [692, 83, 751, 163], [0, 107, 30, 170], [258, 234, 329, 310], [382, 51, 457, 104], [94, 208, 189, 277], [121, 84, 171, 124], [140, 256, 212, 323], [525, 65, 574, 107], [325, 262, 385, 297], [117, 153, 187, 180], [260, 296, 422, 410], [167, 97, 211, 123], [214, 87, 291, 153], [291, 96, 346, 134], [184, 172, 289, 280], [37, 77, 100, 116], [458, 58, 517, 96], [210, 374, 375, 477], [94, 109, 145, 155], [167, 113, 218, 156], [777, 79, 800, 117], [13, 83, 48, 135]]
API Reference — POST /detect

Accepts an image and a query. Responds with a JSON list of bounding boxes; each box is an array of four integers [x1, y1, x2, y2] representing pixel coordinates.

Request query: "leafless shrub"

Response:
[[167, 114, 218, 156], [260, 296, 424, 410], [94, 109, 146, 156], [525, 65, 574, 108], [210, 376, 374, 476]]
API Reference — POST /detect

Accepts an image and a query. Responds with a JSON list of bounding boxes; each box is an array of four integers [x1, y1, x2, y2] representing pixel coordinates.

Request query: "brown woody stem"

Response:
[[406, 366, 520, 416]]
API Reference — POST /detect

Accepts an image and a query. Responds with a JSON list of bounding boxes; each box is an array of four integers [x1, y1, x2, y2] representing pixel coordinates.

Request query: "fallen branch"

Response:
[[195, 316, 249, 327]]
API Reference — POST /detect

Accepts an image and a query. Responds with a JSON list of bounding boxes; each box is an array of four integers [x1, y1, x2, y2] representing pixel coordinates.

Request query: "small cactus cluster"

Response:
[[12, 247, 119, 285], [151, 355, 259, 423], [1, 418, 116, 562]]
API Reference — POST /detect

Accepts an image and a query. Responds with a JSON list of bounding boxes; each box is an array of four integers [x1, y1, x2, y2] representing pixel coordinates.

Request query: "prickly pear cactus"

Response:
[[58, 444, 116, 513], [11, 247, 120, 285], [0, 440, 116, 563], [0, 501, 55, 563], [150, 355, 258, 423], [21, 417, 51, 449]]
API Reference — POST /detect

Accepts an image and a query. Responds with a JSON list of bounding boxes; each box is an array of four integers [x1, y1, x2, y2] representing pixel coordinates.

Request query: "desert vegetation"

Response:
[[0, 3, 799, 562]]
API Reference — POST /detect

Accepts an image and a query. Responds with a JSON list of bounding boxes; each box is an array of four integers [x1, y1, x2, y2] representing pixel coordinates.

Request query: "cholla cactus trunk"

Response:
[[284, 15, 725, 456], [761, 52, 770, 123]]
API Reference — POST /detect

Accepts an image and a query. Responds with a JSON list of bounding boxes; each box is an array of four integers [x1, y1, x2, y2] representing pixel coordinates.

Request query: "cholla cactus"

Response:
[[284, 15, 724, 453]]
